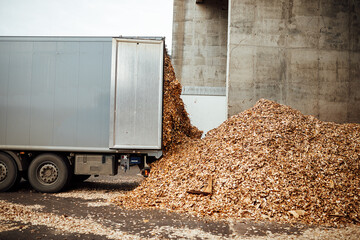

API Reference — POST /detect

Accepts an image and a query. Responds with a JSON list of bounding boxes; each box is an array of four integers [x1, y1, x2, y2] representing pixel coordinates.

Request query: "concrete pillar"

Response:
[[172, 0, 228, 89], [172, 0, 229, 133], [227, 0, 360, 123]]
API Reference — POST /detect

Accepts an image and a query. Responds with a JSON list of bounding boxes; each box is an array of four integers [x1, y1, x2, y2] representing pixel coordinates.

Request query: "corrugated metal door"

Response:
[[110, 38, 164, 150]]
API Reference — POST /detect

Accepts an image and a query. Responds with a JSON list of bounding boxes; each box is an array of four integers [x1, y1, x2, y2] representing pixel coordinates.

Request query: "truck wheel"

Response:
[[28, 154, 70, 193], [0, 152, 20, 192]]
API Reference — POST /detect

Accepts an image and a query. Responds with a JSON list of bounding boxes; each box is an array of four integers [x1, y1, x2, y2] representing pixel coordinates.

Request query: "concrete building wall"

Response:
[[172, 0, 228, 89], [227, 0, 360, 123], [172, 0, 229, 133]]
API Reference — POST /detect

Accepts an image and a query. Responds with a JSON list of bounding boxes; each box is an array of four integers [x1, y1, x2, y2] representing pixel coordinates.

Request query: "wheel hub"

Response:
[[0, 162, 7, 182], [39, 164, 58, 184]]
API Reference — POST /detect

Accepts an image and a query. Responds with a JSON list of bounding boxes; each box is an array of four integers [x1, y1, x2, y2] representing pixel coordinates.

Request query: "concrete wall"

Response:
[[172, 0, 229, 133], [227, 0, 360, 123], [172, 0, 228, 88]]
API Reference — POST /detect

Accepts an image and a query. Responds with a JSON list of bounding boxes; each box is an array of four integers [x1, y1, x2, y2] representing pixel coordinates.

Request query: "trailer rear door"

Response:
[[109, 38, 164, 150]]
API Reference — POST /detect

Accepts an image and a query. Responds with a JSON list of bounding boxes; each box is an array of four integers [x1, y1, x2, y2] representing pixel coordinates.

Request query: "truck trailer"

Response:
[[0, 36, 164, 192]]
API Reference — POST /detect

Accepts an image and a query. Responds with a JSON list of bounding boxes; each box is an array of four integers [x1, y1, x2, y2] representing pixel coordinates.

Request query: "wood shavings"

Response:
[[113, 56, 360, 227], [162, 53, 203, 153], [187, 176, 213, 195], [0, 200, 139, 239], [289, 210, 306, 218]]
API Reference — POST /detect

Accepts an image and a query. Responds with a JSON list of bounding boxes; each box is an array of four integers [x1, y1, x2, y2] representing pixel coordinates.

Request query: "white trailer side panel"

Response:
[[0, 37, 164, 152]]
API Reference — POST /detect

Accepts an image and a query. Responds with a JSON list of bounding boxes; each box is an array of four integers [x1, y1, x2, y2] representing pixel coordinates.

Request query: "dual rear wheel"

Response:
[[0, 152, 21, 192], [0, 153, 72, 193], [28, 154, 71, 193]]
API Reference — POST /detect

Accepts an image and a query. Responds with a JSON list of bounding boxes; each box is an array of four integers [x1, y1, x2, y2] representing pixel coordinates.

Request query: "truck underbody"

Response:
[[0, 150, 156, 192]]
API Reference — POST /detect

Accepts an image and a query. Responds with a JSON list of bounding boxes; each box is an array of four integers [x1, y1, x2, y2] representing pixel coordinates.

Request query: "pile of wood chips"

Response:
[[113, 58, 360, 227], [162, 54, 203, 153]]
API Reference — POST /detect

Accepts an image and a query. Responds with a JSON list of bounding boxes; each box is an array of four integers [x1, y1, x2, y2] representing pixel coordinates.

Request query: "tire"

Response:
[[28, 154, 70, 193], [0, 152, 20, 192]]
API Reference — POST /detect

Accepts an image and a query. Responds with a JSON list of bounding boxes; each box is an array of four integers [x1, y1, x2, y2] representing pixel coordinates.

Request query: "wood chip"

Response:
[[162, 53, 203, 153], [187, 176, 213, 196], [289, 210, 306, 218], [112, 56, 360, 227]]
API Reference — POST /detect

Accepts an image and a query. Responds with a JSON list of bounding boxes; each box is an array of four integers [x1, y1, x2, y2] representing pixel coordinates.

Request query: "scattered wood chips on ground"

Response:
[[113, 57, 360, 227]]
